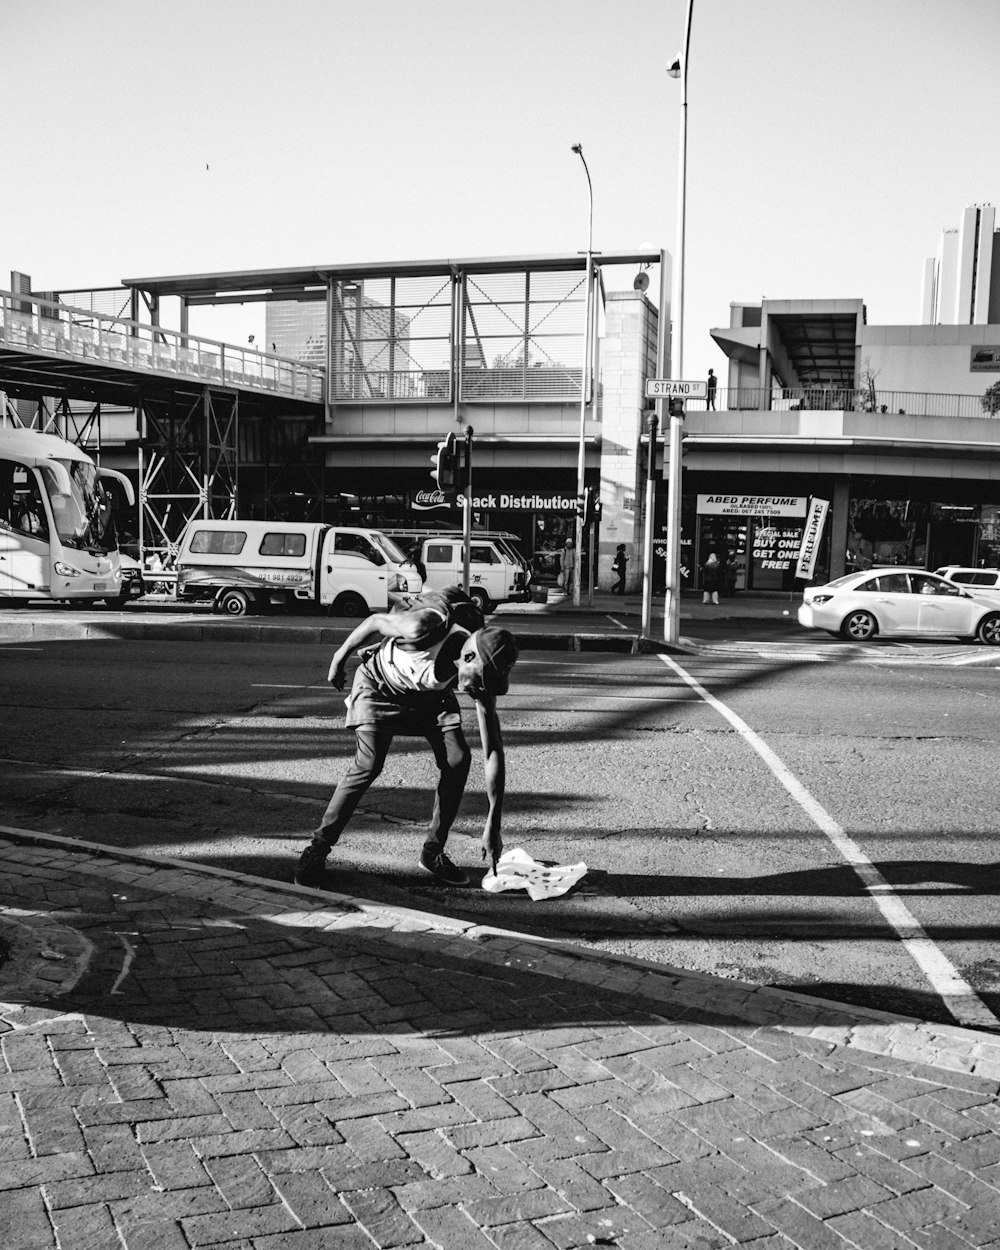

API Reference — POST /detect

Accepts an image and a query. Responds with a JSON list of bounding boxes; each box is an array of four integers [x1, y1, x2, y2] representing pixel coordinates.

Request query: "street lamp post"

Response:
[[571, 142, 593, 609], [664, 0, 693, 645]]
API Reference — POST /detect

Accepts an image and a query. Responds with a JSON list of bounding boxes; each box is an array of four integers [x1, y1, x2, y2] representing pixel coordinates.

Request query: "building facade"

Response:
[[683, 283, 1000, 594]]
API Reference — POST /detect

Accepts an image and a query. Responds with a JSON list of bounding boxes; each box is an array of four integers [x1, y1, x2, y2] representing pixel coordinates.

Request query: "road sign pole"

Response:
[[664, 408, 684, 644], [641, 411, 658, 638]]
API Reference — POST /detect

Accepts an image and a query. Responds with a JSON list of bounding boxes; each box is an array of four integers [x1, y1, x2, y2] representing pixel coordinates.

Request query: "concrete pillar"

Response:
[[598, 290, 659, 592], [831, 477, 850, 580]]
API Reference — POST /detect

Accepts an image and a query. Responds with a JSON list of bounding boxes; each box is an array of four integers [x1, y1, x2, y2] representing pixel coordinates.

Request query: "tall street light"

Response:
[[571, 142, 593, 609], [664, 0, 693, 645]]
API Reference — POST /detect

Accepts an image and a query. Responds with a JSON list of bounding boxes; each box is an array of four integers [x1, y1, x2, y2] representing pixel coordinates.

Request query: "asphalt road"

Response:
[[2, 622, 999, 1036]]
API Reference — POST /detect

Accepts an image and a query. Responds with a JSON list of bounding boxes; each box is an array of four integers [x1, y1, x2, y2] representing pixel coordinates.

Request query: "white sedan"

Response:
[[798, 568, 1000, 644]]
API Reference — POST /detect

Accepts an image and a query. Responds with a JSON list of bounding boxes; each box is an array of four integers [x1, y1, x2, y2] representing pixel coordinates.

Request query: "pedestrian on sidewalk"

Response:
[[610, 544, 628, 594], [295, 587, 519, 890], [560, 538, 577, 596], [701, 551, 721, 604]]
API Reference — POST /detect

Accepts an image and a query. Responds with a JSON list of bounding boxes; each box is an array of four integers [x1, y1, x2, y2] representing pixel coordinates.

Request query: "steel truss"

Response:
[[138, 387, 238, 558], [0, 392, 104, 448]]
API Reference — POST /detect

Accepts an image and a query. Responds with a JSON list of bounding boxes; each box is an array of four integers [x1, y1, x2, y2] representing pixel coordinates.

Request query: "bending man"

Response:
[[295, 588, 518, 889]]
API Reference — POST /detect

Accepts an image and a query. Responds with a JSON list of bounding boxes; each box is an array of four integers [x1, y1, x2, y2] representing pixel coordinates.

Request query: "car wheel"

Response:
[[216, 589, 253, 617], [976, 613, 1000, 645], [331, 592, 368, 618], [468, 586, 494, 614], [840, 609, 877, 641]]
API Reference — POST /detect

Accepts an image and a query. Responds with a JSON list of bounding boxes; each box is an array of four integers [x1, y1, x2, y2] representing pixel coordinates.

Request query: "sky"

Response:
[[3, 0, 999, 391]]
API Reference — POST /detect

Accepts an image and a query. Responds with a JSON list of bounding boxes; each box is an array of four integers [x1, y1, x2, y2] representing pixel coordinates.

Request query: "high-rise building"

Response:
[[265, 301, 326, 362], [921, 204, 1000, 325]]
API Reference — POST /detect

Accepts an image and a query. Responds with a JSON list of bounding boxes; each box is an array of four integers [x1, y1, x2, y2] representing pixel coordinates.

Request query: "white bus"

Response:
[[0, 426, 135, 607]]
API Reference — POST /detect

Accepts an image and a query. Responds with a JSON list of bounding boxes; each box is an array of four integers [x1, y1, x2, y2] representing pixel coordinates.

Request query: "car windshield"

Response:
[[371, 532, 408, 565]]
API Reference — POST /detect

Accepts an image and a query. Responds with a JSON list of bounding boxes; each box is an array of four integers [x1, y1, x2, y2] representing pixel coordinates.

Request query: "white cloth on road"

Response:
[[481, 847, 587, 901]]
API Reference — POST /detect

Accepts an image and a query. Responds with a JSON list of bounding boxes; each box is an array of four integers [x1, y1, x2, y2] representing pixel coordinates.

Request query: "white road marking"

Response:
[[948, 650, 1000, 666], [110, 934, 137, 996], [656, 652, 1000, 1032]]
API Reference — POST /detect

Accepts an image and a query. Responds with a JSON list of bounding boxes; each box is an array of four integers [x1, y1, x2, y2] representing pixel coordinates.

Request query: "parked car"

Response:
[[934, 566, 1000, 597], [798, 568, 1000, 644]]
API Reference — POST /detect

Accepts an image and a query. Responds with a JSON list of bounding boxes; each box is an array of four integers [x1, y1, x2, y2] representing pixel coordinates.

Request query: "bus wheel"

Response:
[[216, 589, 253, 617], [331, 592, 368, 618]]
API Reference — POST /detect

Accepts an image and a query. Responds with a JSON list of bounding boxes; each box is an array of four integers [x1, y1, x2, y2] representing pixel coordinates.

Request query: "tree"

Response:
[[982, 381, 1000, 416], [857, 357, 881, 412]]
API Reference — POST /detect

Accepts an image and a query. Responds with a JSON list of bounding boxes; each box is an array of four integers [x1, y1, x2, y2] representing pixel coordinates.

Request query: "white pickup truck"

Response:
[[174, 520, 422, 617]]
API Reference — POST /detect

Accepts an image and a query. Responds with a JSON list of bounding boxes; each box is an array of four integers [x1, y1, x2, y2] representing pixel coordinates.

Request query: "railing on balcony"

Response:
[[0, 290, 325, 403], [685, 386, 998, 420]]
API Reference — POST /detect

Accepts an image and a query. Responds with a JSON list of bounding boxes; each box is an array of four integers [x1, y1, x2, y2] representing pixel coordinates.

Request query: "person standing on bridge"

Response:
[[294, 587, 519, 890]]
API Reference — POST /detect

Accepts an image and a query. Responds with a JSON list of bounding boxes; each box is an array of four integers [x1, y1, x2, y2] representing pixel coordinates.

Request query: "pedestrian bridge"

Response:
[[0, 289, 324, 409]]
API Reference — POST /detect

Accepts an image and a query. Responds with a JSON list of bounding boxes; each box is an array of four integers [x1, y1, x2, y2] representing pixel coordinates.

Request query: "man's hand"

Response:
[[481, 826, 503, 875], [328, 659, 347, 690]]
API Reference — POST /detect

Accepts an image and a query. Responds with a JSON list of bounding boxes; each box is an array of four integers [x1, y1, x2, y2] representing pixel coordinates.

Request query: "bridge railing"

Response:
[[0, 290, 325, 403], [685, 385, 997, 420]]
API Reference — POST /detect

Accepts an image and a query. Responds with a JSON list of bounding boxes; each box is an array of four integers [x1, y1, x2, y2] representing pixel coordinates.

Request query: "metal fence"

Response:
[[0, 290, 325, 403], [690, 386, 999, 420], [326, 266, 589, 404]]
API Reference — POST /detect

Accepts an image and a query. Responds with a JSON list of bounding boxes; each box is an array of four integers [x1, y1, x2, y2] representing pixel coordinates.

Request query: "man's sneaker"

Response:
[[294, 844, 329, 888], [418, 849, 470, 886]]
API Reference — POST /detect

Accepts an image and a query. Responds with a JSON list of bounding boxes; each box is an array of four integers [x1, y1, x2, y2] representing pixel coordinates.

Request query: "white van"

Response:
[[415, 533, 530, 612], [175, 521, 422, 617]]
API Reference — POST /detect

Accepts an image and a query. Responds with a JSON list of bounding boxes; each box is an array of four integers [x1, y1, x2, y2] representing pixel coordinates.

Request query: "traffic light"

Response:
[[575, 487, 601, 525], [668, 397, 685, 420], [430, 433, 458, 497]]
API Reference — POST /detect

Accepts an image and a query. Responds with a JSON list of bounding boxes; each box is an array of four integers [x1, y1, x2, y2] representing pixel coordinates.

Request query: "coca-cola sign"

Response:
[[414, 489, 455, 511]]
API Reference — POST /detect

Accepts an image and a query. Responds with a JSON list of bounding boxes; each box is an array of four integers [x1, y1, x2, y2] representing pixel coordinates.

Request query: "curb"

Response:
[[0, 614, 698, 654], [4, 823, 999, 1083]]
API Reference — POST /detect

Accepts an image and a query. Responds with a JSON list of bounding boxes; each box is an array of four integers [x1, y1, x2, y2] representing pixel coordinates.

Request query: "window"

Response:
[[866, 573, 910, 593], [189, 529, 247, 556], [0, 461, 48, 539], [334, 532, 382, 565], [470, 546, 498, 564], [260, 532, 306, 557], [425, 544, 454, 564]]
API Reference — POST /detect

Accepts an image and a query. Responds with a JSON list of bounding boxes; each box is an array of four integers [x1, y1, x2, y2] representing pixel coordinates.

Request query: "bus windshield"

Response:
[[38, 459, 117, 554]]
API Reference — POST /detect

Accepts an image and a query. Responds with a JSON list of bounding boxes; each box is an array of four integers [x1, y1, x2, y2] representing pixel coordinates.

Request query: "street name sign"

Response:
[[645, 379, 708, 399]]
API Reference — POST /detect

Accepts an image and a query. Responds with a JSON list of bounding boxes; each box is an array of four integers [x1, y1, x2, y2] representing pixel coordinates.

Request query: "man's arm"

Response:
[[474, 694, 506, 872], [327, 606, 447, 689]]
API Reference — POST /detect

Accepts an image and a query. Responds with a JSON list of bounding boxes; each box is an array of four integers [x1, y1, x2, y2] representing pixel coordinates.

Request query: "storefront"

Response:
[[677, 471, 1000, 594], [324, 470, 589, 588], [692, 494, 816, 593], [412, 485, 582, 584]]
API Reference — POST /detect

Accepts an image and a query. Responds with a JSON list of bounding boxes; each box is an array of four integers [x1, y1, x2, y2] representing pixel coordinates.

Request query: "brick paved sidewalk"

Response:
[[2, 828, 1000, 1250]]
